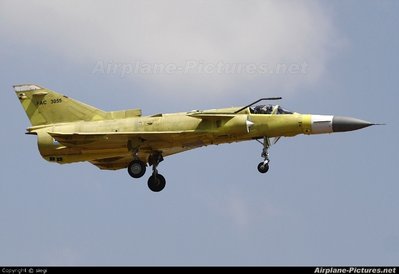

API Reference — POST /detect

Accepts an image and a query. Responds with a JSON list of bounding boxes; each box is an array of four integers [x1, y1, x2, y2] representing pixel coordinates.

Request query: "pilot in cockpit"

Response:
[[252, 104, 274, 114], [251, 104, 293, 115]]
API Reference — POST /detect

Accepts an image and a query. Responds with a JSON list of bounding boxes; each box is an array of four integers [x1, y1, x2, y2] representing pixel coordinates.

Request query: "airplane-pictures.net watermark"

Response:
[[314, 268, 396, 274], [92, 60, 309, 78]]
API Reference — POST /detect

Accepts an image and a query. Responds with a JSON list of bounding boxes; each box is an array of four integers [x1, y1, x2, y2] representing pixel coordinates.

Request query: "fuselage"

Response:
[[31, 109, 332, 165]]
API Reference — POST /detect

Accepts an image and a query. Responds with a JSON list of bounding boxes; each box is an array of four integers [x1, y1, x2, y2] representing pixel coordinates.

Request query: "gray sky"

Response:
[[0, 0, 397, 265]]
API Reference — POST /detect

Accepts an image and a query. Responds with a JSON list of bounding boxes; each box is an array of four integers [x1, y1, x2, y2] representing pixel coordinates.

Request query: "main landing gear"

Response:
[[147, 152, 166, 192], [127, 159, 146, 178], [257, 137, 271, 174], [127, 152, 166, 192]]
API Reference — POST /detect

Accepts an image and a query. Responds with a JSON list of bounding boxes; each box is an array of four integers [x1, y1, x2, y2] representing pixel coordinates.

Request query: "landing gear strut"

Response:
[[147, 152, 166, 192], [257, 137, 270, 173]]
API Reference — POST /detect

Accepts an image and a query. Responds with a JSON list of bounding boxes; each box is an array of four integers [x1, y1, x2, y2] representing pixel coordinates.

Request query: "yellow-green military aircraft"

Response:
[[15, 84, 377, 192]]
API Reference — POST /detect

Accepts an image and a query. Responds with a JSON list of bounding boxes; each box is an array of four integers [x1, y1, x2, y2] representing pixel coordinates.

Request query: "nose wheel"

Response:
[[257, 162, 269, 173], [257, 137, 271, 174]]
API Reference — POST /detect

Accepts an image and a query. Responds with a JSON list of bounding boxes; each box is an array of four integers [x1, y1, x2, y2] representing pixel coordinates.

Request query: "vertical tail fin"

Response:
[[14, 84, 106, 126]]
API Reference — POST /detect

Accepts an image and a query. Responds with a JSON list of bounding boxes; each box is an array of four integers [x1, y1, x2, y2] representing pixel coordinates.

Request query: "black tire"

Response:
[[257, 162, 269, 173], [127, 160, 146, 178], [147, 174, 166, 192]]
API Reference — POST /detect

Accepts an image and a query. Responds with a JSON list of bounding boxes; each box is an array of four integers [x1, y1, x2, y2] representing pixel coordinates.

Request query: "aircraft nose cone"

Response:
[[332, 116, 374, 132]]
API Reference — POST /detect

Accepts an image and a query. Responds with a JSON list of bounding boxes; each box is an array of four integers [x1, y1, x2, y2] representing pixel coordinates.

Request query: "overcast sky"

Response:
[[0, 0, 398, 266]]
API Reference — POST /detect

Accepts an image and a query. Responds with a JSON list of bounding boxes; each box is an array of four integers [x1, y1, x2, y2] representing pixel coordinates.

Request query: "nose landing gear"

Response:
[[257, 137, 271, 174]]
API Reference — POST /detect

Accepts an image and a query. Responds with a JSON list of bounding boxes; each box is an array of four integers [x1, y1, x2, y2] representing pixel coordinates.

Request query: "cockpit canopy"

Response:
[[250, 104, 293, 115]]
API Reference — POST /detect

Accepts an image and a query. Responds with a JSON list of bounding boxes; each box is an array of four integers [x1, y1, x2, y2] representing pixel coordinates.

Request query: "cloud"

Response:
[[1, 0, 341, 100]]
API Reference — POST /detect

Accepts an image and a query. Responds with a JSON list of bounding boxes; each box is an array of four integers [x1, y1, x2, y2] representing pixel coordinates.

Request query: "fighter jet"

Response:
[[14, 84, 377, 192]]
